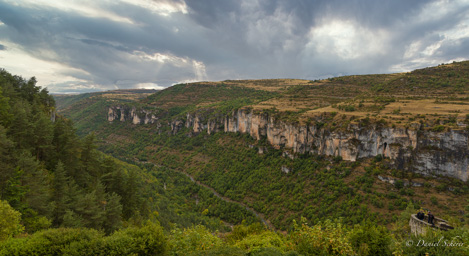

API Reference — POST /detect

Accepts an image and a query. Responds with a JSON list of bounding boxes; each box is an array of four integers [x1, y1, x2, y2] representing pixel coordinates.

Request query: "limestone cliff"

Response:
[[109, 106, 469, 181], [108, 106, 158, 125], [184, 109, 469, 181]]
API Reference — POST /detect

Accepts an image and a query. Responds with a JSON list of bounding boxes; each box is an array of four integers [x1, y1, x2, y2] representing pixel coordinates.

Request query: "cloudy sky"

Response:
[[0, 0, 468, 93]]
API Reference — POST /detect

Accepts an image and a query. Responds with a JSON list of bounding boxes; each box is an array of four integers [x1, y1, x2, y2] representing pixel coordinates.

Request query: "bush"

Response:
[[169, 225, 223, 255], [0, 228, 102, 256], [394, 180, 404, 190], [349, 223, 392, 256], [0, 200, 24, 241], [234, 231, 288, 253], [190, 246, 245, 256], [289, 218, 353, 256], [432, 125, 445, 132], [0, 222, 168, 256]]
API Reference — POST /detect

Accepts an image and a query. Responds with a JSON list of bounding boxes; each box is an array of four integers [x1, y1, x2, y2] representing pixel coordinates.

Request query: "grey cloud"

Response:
[[0, 0, 468, 92], [0, 44, 5, 50]]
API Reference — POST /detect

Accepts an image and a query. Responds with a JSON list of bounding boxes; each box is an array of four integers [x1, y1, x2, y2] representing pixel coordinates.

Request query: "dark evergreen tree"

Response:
[[74, 190, 105, 229], [52, 161, 68, 226], [31, 111, 53, 161], [0, 125, 15, 200], [17, 151, 51, 217], [103, 192, 123, 234]]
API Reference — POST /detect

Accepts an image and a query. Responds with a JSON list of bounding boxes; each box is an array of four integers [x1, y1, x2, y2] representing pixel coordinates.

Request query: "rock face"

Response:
[[110, 106, 469, 181], [184, 109, 469, 181], [108, 106, 158, 125]]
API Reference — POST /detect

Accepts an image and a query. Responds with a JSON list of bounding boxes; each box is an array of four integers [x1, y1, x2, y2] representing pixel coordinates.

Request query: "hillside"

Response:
[[1, 69, 276, 254], [54, 61, 469, 233]]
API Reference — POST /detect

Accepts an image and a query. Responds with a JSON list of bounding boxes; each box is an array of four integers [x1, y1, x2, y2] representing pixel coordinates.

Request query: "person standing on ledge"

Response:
[[417, 209, 425, 220], [427, 211, 435, 225]]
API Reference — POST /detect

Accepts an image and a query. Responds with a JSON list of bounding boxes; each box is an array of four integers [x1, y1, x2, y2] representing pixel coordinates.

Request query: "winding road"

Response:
[[142, 161, 274, 230]]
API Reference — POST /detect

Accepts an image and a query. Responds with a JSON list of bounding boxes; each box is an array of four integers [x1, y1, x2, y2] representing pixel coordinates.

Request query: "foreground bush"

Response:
[[0, 200, 24, 241], [0, 221, 168, 256], [289, 218, 353, 256], [168, 225, 223, 255]]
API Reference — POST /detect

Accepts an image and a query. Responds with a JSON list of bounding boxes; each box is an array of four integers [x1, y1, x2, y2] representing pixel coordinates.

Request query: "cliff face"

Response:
[[109, 106, 469, 181], [108, 106, 158, 125], [189, 109, 468, 182]]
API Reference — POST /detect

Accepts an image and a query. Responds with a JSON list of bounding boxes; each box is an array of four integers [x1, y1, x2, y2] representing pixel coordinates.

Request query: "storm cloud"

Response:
[[0, 0, 468, 93]]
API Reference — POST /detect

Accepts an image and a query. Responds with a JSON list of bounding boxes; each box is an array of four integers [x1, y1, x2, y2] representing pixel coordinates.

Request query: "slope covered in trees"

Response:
[[0, 69, 258, 240], [0, 69, 151, 234]]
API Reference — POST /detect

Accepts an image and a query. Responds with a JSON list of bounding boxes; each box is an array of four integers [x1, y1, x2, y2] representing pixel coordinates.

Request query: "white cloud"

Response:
[[0, 41, 89, 90], [120, 0, 187, 16], [4, 0, 134, 24], [393, 0, 469, 72], [306, 19, 388, 60], [133, 51, 188, 66], [135, 82, 165, 89]]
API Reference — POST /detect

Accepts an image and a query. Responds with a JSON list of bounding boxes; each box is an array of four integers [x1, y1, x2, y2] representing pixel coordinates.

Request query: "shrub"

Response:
[[349, 223, 392, 256], [432, 125, 445, 132], [0, 200, 24, 241], [289, 218, 353, 256], [169, 225, 223, 255], [234, 231, 288, 253], [0, 222, 168, 256], [0, 228, 102, 256]]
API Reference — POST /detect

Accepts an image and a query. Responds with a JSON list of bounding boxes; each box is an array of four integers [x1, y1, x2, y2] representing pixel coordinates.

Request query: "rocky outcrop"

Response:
[[182, 109, 469, 181], [108, 106, 158, 125], [108, 105, 469, 182]]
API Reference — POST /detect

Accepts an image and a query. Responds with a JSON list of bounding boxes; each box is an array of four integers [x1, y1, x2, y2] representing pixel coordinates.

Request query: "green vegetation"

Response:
[[0, 69, 151, 234], [2, 219, 468, 255]]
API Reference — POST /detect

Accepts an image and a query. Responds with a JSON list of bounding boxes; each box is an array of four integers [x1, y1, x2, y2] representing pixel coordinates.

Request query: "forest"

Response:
[[1, 68, 468, 255]]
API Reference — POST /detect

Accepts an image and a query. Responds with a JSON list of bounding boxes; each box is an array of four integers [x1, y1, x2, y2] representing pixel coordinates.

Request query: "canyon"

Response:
[[108, 106, 469, 182]]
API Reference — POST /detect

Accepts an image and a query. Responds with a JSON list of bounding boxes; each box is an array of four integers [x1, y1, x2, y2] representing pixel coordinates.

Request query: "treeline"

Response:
[[0, 69, 146, 235]]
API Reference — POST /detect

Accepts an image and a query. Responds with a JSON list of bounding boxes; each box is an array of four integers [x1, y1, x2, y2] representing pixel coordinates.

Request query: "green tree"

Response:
[[51, 117, 81, 176], [0, 87, 12, 127], [8, 101, 33, 150], [0, 200, 24, 241], [74, 191, 105, 229], [17, 151, 51, 217], [0, 125, 15, 200], [103, 193, 123, 234], [289, 218, 353, 256], [349, 222, 392, 256], [31, 111, 53, 161], [52, 161, 68, 226]]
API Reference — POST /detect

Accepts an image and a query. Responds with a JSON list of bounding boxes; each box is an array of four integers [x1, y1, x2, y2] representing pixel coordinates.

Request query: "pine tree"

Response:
[[62, 209, 83, 228], [103, 192, 123, 234], [31, 111, 53, 161], [17, 151, 51, 217], [74, 190, 105, 229], [52, 161, 68, 226], [80, 133, 99, 183], [0, 125, 15, 200], [0, 87, 12, 127], [51, 118, 81, 176], [8, 101, 33, 150], [122, 170, 140, 219]]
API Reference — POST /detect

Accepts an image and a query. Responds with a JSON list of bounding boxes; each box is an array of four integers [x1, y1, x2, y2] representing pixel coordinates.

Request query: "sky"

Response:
[[0, 0, 469, 93]]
